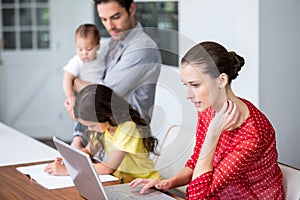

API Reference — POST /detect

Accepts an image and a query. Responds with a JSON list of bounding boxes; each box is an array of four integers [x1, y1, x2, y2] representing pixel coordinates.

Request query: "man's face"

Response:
[[97, 1, 136, 41]]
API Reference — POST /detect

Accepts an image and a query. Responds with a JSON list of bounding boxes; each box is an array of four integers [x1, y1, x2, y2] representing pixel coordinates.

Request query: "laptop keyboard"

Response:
[[105, 188, 153, 200], [104, 184, 174, 200], [105, 188, 141, 200]]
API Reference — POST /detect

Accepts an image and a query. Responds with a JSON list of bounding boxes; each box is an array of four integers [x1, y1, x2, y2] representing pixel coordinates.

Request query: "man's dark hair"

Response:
[[94, 0, 133, 13]]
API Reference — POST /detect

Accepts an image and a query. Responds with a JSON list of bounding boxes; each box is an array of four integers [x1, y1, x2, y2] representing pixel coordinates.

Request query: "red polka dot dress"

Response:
[[185, 98, 284, 200]]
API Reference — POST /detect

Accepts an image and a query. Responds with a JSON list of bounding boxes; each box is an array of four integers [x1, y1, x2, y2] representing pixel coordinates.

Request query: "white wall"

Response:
[[151, 65, 197, 143], [179, 0, 300, 168], [259, 0, 300, 168], [0, 0, 258, 139], [0, 0, 95, 141], [179, 0, 259, 106], [1, 0, 299, 168]]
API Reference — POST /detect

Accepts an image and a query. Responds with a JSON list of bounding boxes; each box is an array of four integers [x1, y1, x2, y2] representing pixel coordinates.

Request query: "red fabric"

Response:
[[185, 99, 284, 200]]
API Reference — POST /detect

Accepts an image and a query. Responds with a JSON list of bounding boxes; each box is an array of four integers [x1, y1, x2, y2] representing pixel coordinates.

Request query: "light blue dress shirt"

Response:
[[99, 23, 162, 123]]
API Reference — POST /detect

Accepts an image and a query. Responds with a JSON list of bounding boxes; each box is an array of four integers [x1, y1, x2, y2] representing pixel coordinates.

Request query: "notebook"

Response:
[[53, 136, 175, 200]]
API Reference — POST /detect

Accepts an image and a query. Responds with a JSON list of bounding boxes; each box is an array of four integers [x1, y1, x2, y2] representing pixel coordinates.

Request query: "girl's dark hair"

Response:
[[76, 24, 100, 45], [181, 41, 245, 84], [74, 84, 158, 155], [94, 0, 133, 14]]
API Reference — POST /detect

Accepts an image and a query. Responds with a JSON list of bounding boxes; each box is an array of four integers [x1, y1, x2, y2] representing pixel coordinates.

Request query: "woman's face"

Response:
[[180, 64, 225, 112], [78, 119, 109, 133]]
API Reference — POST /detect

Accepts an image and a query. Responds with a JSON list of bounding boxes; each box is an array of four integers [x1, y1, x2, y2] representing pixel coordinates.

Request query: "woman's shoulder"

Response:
[[240, 98, 267, 119], [239, 98, 275, 134]]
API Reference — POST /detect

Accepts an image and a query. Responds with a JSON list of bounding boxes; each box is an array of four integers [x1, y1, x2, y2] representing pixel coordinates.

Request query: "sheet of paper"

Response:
[[16, 163, 119, 190]]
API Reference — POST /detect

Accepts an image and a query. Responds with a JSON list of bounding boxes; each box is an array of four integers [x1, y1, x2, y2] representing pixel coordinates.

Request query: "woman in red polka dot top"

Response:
[[130, 41, 284, 199]]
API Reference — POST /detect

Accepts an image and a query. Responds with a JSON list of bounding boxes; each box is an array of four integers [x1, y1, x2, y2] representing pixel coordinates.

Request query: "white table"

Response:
[[0, 122, 59, 166]]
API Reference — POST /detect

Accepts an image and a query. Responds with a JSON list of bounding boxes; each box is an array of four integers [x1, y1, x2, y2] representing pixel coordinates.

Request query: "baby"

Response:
[[63, 23, 105, 109]]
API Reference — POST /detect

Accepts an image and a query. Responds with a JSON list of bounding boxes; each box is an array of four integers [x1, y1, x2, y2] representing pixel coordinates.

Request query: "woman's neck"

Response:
[[226, 87, 249, 129]]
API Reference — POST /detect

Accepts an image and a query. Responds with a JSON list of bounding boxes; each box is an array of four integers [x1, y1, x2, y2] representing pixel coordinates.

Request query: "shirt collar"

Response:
[[119, 22, 143, 47]]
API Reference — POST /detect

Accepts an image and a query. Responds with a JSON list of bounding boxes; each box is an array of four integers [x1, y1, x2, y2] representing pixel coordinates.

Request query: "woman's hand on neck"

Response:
[[223, 87, 249, 130]]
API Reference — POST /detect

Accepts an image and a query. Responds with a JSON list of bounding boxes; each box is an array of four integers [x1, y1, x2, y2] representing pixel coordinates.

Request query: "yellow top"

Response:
[[103, 121, 161, 183]]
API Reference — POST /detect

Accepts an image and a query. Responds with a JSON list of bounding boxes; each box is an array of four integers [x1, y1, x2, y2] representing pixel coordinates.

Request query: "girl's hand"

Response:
[[44, 157, 69, 176], [129, 179, 171, 194]]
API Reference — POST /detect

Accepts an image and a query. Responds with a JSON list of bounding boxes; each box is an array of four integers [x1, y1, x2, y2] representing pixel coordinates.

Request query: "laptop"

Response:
[[53, 136, 175, 200]]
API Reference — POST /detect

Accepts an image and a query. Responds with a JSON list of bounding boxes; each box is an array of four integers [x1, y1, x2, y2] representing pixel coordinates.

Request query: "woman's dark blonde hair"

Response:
[[181, 41, 245, 84]]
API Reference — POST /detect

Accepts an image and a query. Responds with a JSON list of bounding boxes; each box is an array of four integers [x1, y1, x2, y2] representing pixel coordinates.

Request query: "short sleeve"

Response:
[[113, 122, 146, 154], [63, 55, 82, 77]]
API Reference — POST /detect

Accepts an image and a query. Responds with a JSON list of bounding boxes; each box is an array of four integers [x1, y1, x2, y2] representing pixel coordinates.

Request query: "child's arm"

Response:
[[63, 71, 76, 108], [71, 136, 84, 149], [74, 77, 90, 92], [83, 141, 127, 174], [94, 150, 127, 174]]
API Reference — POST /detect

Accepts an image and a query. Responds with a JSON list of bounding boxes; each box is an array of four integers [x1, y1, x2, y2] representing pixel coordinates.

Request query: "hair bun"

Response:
[[228, 51, 245, 80]]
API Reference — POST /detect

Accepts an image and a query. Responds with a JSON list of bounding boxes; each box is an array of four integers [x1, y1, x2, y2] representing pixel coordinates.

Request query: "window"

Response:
[[1, 0, 50, 50], [94, 1, 178, 66]]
